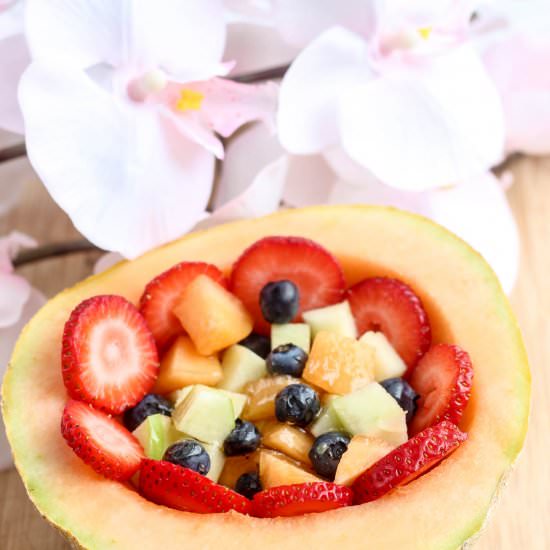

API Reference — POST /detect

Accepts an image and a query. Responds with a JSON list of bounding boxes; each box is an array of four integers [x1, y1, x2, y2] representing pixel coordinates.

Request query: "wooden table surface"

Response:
[[0, 130, 548, 548]]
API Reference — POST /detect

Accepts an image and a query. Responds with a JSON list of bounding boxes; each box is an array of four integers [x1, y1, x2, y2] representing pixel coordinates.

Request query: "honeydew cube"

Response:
[[170, 385, 247, 419], [271, 323, 311, 352], [309, 404, 344, 438], [172, 385, 235, 444], [173, 275, 253, 355], [132, 414, 175, 461], [302, 301, 357, 339], [154, 336, 223, 394], [303, 331, 375, 394], [334, 436, 397, 486], [218, 344, 267, 392], [259, 450, 322, 489], [359, 331, 407, 381], [331, 383, 408, 446]]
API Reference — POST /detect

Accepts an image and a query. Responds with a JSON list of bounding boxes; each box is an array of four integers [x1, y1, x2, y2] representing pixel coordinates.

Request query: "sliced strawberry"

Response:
[[62, 295, 159, 414], [409, 344, 474, 435], [139, 262, 227, 350], [139, 459, 251, 514], [61, 400, 144, 481], [252, 482, 353, 518], [347, 277, 431, 373], [230, 236, 346, 334], [353, 420, 467, 504]]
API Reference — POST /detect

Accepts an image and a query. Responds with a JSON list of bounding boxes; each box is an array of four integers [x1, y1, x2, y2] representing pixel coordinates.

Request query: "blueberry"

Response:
[[122, 394, 173, 432], [259, 280, 300, 324], [267, 344, 308, 377], [275, 383, 320, 428], [224, 419, 262, 456], [163, 440, 210, 475], [380, 377, 419, 423], [235, 472, 262, 499], [309, 431, 350, 480], [239, 333, 271, 359]]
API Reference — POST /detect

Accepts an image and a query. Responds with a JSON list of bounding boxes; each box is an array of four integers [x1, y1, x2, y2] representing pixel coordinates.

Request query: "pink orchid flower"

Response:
[[0, 231, 45, 469], [474, 1, 550, 155], [0, 0, 27, 133], [222, 122, 519, 294], [19, 0, 277, 259], [276, 0, 505, 191]]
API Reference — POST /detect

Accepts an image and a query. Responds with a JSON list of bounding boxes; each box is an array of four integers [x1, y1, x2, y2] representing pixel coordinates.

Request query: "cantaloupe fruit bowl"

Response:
[[2, 206, 530, 549]]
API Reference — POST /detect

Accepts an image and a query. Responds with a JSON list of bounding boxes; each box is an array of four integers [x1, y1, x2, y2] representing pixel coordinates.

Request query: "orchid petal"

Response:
[[323, 147, 376, 186], [19, 62, 215, 258], [327, 172, 519, 293], [214, 121, 284, 208], [0, 0, 23, 40], [481, 31, 550, 155], [93, 252, 125, 274], [0, 287, 45, 470], [161, 106, 224, 159], [0, 231, 37, 272], [339, 45, 505, 190], [283, 155, 336, 207], [277, 26, 373, 154], [25, 0, 124, 67], [185, 78, 278, 137], [0, 34, 29, 133], [25, 0, 226, 72], [272, 0, 376, 46], [0, 273, 30, 327], [224, 22, 298, 73], [198, 156, 288, 230]]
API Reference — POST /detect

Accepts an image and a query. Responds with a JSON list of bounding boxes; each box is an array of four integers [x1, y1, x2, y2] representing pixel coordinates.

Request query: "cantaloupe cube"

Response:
[[219, 451, 261, 489], [154, 336, 222, 393], [302, 331, 375, 394], [173, 275, 253, 355], [241, 375, 295, 421], [259, 450, 322, 489], [262, 423, 314, 465], [334, 436, 396, 486]]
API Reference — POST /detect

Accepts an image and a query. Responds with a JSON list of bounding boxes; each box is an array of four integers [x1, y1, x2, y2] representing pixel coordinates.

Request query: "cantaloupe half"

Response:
[[1, 206, 530, 550]]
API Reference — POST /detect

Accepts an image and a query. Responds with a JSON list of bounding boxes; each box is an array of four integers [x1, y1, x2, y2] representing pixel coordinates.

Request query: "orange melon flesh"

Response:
[[1, 206, 529, 549]]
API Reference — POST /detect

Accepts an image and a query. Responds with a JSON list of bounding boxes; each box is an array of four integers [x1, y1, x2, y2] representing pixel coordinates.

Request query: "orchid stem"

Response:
[[13, 239, 101, 267], [0, 143, 26, 163]]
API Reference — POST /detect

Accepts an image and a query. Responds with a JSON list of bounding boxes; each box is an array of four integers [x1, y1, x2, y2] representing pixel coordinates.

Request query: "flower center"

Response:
[[176, 90, 204, 112], [127, 69, 167, 102], [380, 26, 432, 54]]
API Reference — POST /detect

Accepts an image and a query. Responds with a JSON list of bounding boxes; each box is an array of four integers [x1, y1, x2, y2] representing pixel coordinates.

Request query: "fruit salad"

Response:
[[59, 236, 473, 517]]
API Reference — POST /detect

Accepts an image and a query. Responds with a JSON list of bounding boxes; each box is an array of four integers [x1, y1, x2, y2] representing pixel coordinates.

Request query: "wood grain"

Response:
[[0, 148, 548, 549]]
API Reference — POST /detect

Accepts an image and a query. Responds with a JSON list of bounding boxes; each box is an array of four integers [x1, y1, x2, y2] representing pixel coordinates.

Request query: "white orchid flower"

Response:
[[0, 0, 27, 134], [19, 0, 278, 258], [222, 122, 519, 294], [474, 0, 550, 155], [276, 0, 505, 191], [0, 231, 46, 469]]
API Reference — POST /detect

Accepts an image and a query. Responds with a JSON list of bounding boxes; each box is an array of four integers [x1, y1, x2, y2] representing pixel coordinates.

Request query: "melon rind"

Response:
[[2, 206, 530, 550]]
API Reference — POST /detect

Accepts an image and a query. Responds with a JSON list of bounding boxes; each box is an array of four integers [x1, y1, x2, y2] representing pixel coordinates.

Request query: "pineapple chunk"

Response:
[[173, 275, 253, 355], [154, 336, 222, 393], [219, 452, 261, 488], [259, 450, 322, 489], [302, 331, 375, 394], [334, 436, 396, 486], [241, 375, 295, 421], [303, 301, 357, 339], [262, 423, 314, 465], [359, 331, 407, 381], [271, 323, 311, 352], [218, 344, 267, 392]]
